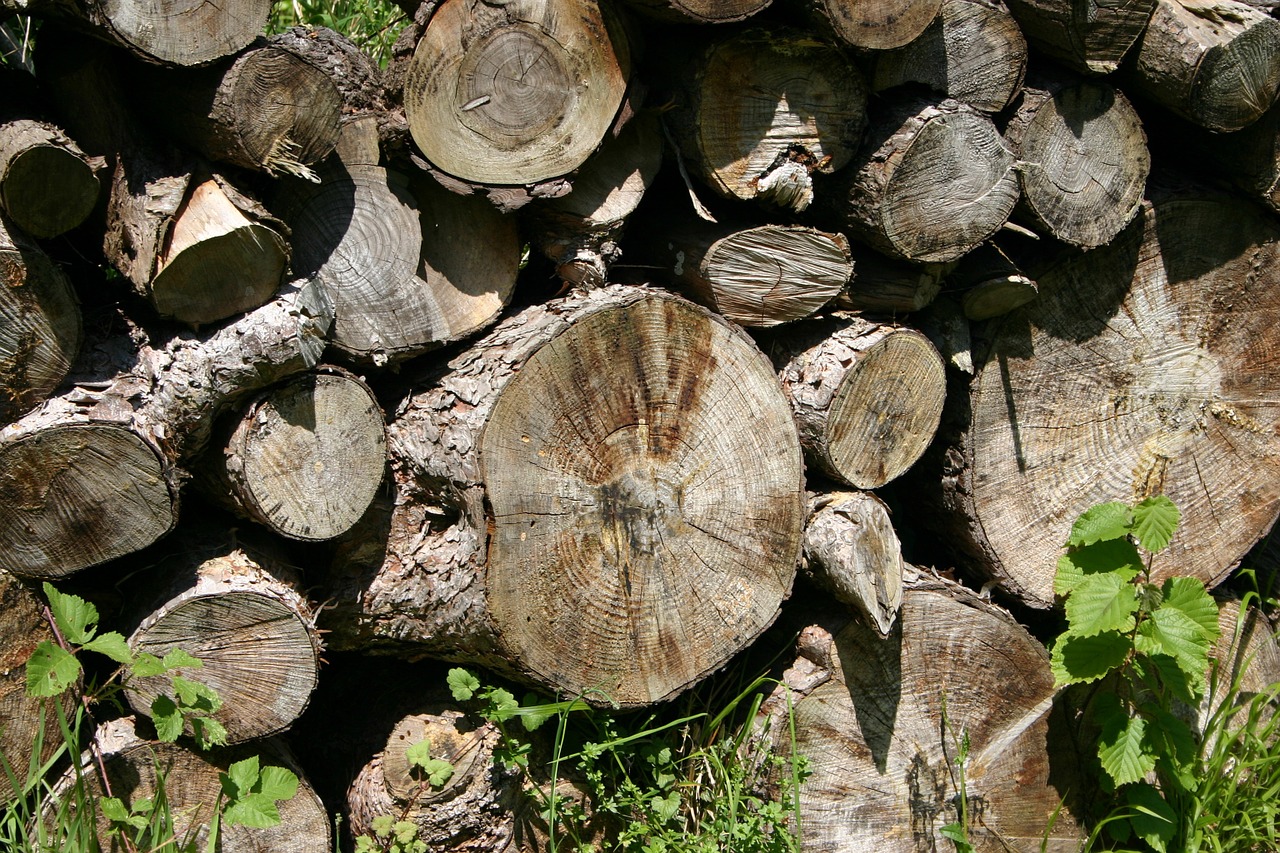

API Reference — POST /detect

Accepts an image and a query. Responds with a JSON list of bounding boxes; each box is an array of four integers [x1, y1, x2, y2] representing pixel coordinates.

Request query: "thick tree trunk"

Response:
[[198, 366, 387, 542], [802, 491, 904, 637], [0, 212, 81, 425], [759, 580, 1083, 852], [773, 316, 947, 490], [868, 0, 1028, 114], [930, 187, 1280, 609], [1004, 0, 1156, 73], [0, 280, 332, 579], [803, 0, 943, 49], [401, 0, 631, 189], [665, 28, 868, 213], [827, 96, 1019, 263], [324, 285, 804, 707], [0, 118, 101, 238]]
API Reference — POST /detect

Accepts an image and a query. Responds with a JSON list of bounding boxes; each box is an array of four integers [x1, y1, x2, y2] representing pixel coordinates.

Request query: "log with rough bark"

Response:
[[324, 285, 805, 707], [773, 315, 947, 490], [0, 212, 81, 425], [1124, 0, 1280, 132], [122, 538, 322, 744], [401, 0, 631, 190], [868, 0, 1028, 114], [0, 279, 332, 579], [803, 0, 943, 49], [198, 367, 387, 542], [929, 186, 1280, 610], [0, 118, 101, 238], [665, 28, 867, 213], [802, 491, 904, 637], [1003, 73, 1149, 249], [1004, 0, 1156, 73], [758, 580, 1083, 852], [831, 247, 950, 315], [826, 95, 1019, 263], [54, 716, 330, 851]]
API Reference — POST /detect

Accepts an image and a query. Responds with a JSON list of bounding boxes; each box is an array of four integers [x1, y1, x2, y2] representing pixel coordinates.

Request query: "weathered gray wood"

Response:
[[832, 248, 950, 315], [802, 491, 904, 637], [1004, 0, 1156, 73], [953, 243, 1039, 320], [803, 0, 943, 49]]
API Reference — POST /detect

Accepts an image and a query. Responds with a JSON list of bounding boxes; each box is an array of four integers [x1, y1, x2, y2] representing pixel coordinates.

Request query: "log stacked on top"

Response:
[[3, 0, 1280, 847]]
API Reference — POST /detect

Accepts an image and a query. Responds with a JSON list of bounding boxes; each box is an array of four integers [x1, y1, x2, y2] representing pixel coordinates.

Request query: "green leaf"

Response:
[[1067, 502, 1133, 548], [520, 695, 556, 732], [1055, 539, 1144, 597], [650, 792, 681, 824], [151, 694, 184, 742], [221, 793, 281, 828], [99, 797, 131, 823], [447, 668, 480, 701], [172, 676, 221, 713], [1161, 577, 1220, 644], [940, 823, 976, 853], [420, 758, 454, 787], [1126, 782, 1176, 853], [1065, 573, 1140, 637], [1051, 633, 1131, 686], [162, 649, 203, 671], [42, 583, 98, 645], [1131, 497, 1180, 553], [225, 756, 260, 800], [82, 632, 133, 665], [405, 738, 434, 771], [132, 653, 166, 678], [193, 716, 228, 750], [486, 687, 518, 721], [1140, 607, 1212, 687], [1136, 653, 1196, 706], [25, 640, 81, 697], [257, 766, 299, 802], [1098, 712, 1155, 787], [1146, 706, 1198, 794]]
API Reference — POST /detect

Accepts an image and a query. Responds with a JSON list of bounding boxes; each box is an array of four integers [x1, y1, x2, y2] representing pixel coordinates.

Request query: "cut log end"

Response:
[[107, 0, 272, 66], [819, 0, 944, 48], [232, 47, 343, 174], [1, 144, 99, 239]]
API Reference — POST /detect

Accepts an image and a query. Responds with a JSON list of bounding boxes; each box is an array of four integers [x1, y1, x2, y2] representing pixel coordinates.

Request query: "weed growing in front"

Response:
[[267, 0, 407, 67]]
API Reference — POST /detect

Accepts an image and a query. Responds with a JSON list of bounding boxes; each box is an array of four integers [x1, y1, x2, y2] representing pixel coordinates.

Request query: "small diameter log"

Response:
[[829, 96, 1019, 263], [199, 367, 387, 542], [934, 188, 1280, 609], [1, 213, 81, 425], [803, 0, 943, 49], [759, 583, 1082, 852], [1004, 0, 1156, 73], [775, 316, 947, 490], [0, 118, 101, 238], [1125, 0, 1280, 131], [525, 111, 664, 290], [802, 491, 904, 637], [1003, 74, 1148, 249], [667, 29, 867, 213], [869, 0, 1028, 114], [55, 717, 330, 851], [123, 544, 322, 744], [0, 280, 332, 579], [952, 242, 1038, 320], [326, 285, 804, 707], [621, 0, 769, 22], [643, 221, 852, 328], [831, 247, 950, 314], [402, 0, 630, 188]]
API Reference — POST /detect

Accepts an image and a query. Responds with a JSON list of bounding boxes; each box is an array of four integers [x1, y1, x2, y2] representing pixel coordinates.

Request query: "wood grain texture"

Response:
[[1004, 0, 1157, 73], [0, 118, 100, 238], [805, 0, 943, 49], [802, 491, 903, 637]]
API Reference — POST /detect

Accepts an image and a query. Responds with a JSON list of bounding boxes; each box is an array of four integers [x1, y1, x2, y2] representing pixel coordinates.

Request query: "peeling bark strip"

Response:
[[776, 316, 947, 490], [1004, 0, 1156, 73], [0, 213, 81, 425], [667, 28, 867, 213], [938, 189, 1280, 610], [0, 280, 333, 579], [0, 118, 100, 238], [328, 285, 804, 707], [402, 0, 630, 187], [802, 491, 904, 637], [761, 585, 1082, 852]]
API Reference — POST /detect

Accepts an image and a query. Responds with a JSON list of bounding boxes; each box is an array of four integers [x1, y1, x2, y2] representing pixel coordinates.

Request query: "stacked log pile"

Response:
[[3, 0, 1280, 847]]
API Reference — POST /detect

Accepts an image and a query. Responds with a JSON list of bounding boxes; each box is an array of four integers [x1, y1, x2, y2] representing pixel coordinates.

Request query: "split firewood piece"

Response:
[[831, 247, 950, 314], [401, 0, 630, 189], [197, 366, 387, 542], [868, 0, 1028, 114], [0, 118, 101, 238], [131, 31, 345, 179], [665, 28, 867, 213], [758, 583, 1083, 852], [0, 213, 81, 425], [638, 218, 852, 328], [930, 187, 1280, 610], [828, 95, 1019, 263], [1004, 0, 1156, 73], [802, 491, 904, 637], [802, 0, 943, 49], [1124, 0, 1280, 132], [122, 539, 322, 744], [325, 285, 805, 707], [952, 242, 1038, 320], [1003, 73, 1149, 249], [774, 315, 947, 489], [0, 279, 333, 579], [53, 717, 330, 851], [525, 111, 664, 291], [0, 0, 269, 66]]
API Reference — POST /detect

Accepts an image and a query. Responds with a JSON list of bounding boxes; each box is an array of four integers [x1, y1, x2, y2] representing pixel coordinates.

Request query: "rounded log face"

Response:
[[0, 424, 175, 578], [230, 46, 342, 172], [100, 0, 270, 65], [404, 0, 630, 186], [665, 0, 770, 20], [816, 0, 943, 49], [2, 144, 99, 239], [149, 223, 288, 325], [481, 295, 804, 706], [962, 194, 1280, 608]]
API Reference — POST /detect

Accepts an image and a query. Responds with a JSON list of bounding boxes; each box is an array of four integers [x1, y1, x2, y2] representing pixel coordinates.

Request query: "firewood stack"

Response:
[[3, 0, 1280, 847]]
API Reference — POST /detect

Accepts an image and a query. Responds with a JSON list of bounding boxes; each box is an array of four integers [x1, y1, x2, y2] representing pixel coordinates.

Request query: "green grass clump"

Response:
[[267, 0, 407, 67]]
